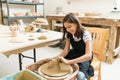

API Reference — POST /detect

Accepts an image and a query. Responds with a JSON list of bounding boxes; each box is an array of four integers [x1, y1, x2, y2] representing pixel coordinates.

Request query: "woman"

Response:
[[58, 13, 94, 80]]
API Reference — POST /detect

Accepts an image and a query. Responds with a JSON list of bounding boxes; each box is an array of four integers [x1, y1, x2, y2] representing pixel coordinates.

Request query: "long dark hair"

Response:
[[62, 13, 85, 40]]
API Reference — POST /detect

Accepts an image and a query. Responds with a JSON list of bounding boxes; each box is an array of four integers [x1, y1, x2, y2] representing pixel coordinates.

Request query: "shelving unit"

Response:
[[0, 0, 44, 25]]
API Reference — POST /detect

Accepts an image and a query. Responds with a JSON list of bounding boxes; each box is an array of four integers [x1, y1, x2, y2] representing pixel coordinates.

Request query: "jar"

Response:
[[10, 26, 20, 37]]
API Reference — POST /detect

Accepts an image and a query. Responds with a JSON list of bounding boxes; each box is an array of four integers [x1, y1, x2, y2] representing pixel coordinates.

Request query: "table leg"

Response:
[[33, 48, 36, 62], [106, 27, 117, 64], [18, 49, 36, 70], [47, 19, 52, 30], [18, 53, 22, 70]]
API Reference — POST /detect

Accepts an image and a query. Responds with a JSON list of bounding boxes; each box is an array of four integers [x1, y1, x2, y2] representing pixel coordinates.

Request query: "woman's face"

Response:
[[64, 21, 77, 35]]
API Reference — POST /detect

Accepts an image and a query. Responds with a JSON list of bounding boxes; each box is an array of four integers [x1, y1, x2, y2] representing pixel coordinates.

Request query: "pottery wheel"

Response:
[[38, 59, 73, 79]]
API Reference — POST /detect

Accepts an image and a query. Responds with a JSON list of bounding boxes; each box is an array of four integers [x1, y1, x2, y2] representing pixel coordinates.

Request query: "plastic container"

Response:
[[0, 70, 43, 80]]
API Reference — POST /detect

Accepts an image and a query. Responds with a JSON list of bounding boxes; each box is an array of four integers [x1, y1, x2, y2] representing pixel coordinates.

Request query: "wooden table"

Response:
[[46, 14, 120, 64], [0, 25, 62, 70]]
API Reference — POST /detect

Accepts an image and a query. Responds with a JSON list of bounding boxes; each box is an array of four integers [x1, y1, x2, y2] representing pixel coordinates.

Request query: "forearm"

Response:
[[59, 38, 70, 57], [59, 50, 68, 57], [68, 54, 92, 64]]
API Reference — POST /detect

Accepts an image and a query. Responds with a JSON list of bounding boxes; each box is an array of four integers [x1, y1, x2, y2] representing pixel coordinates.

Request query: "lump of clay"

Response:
[[38, 35, 47, 40], [39, 58, 71, 77]]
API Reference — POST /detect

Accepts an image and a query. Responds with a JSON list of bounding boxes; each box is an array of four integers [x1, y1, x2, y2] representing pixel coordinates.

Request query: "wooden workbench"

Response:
[[46, 14, 120, 64], [0, 25, 62, 70]]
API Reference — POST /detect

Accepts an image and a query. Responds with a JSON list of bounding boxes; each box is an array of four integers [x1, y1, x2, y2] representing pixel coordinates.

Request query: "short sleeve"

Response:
[[83, 30, 92, 42]]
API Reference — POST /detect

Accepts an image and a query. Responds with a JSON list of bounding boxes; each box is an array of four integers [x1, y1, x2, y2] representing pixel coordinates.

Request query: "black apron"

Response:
[[65, 34, 94, 78]]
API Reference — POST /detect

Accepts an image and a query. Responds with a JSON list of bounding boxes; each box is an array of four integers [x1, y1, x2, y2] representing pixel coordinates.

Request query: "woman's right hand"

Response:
[[59, 56, 69, 64]]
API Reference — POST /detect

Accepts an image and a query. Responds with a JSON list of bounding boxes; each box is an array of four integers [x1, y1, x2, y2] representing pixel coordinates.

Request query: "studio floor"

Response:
[[0, 47, 120, 80]]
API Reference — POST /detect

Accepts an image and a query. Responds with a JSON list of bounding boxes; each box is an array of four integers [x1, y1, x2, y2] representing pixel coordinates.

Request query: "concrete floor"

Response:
[[0, 47, 120, 80]]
